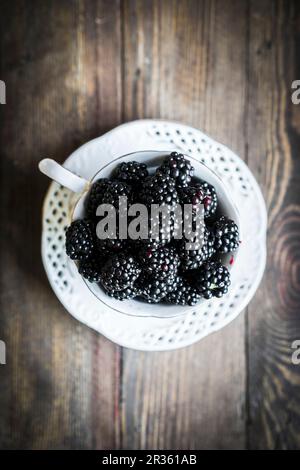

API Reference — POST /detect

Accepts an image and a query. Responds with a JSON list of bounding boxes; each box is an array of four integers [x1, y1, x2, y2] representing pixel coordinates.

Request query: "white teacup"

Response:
[[39, 151, 241, 318]]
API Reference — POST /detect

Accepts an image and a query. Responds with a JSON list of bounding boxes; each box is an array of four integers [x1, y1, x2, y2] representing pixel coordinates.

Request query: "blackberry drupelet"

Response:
[[65, 219, 95, 260], [107, 285, 141, 300], [138, 246, 180, 281], [165, 277, 201, 306], [191, 261, 231, 299], [99, 253, 141, 292], [212, 216, 239, 253], [157, 152, 194, 187], [178, 180, 218, 218], [113, 161, 148, 185], [78, 257, 103, 282], [86, 179, 111, 219]]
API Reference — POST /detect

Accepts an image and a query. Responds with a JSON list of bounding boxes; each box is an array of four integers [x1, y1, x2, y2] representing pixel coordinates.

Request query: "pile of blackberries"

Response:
[[65, 152, 240, 306]]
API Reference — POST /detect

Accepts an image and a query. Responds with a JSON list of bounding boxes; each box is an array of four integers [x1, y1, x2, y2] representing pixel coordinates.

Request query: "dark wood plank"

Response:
[[0, 0, 122, 449], [246, 0, 300, 449], [121, 0, 248, 449]]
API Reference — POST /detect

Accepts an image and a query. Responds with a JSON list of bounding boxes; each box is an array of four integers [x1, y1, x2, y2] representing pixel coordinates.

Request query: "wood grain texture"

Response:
[[0, 0, 122, 449], [121, 0, 247, 450], [246, 0, 300, 449], [0, 0, 300, 450]]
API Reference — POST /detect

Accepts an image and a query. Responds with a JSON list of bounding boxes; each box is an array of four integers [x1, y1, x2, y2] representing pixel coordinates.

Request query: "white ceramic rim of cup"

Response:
[[71, 150, 241, 319]]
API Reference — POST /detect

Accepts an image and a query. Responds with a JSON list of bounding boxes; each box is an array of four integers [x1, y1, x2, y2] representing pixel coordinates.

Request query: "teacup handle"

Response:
[[39, 158, 89, 193]]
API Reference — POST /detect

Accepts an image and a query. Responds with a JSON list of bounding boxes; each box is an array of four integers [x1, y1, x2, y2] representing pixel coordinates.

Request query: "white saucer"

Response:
[[41, 119, 267, 351]]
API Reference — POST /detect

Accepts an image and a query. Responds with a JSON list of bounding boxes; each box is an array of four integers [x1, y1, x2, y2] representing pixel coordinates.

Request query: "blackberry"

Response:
[[89, 181, 132, 254], [137, 274, 176, 303], [178, 180, 218, 218], [78, 257, 103, 282], [128, 204, 173, 248], [94, 208, 128, 254], [86, 179, 111, 219], [107, 285, 140, 301], [212, 216, 239, 253], [206, 230, 215, 257], [136, 211, 174, 247], [165, 277, 201, 306], [65, 219, 95, 260], [102, 181, 132, 208], [100, 253, 141, 292], [138, 173, 178, 245], [178, 202, 206, 244], [157, 152, 194, 187], [190, 261, 231, 299], [138, 246, 180, 281], [179, 228, 214, 271], [140, 173, 179, 206], [113, 161, 148, 185]]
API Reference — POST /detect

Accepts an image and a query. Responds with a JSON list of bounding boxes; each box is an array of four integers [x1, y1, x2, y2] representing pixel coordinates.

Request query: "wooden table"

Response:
[[0, 0, 300, 450]]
